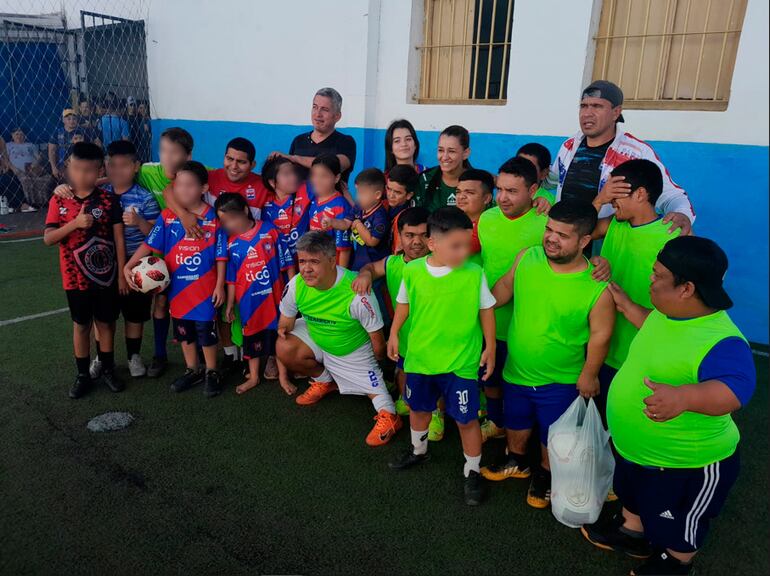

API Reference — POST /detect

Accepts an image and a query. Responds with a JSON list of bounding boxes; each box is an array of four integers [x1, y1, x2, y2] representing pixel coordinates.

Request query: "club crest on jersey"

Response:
[[264, 242, 272, 254], [246, 187, 256, 200], [72, 236, 116, 287], [91, 207, 103, 219]]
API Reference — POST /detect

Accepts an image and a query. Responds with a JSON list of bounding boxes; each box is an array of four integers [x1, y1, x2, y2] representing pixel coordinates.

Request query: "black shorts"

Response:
[[119, 290, 153, 324], [242, 329, 277, 360], [66, 287, 120, 326], [614, 450, 740, 553], [172, 319, 218, 347]]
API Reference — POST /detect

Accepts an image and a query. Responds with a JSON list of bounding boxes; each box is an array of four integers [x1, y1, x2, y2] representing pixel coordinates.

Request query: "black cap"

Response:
[[657, 236, 733, 310], [582, 80, 625, 123]]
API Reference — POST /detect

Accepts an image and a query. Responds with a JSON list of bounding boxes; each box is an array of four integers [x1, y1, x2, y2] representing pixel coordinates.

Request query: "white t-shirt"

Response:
[[397, 260, 496, 309], [6, 142, 38, 171], [280, 266, 384, 332]]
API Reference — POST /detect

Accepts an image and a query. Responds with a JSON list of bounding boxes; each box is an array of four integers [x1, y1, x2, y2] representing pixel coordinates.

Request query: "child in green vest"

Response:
[[387, 207, 496, 506]]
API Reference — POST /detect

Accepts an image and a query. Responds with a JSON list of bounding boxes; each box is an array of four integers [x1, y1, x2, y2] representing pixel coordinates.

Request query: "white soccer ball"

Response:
[[131, 256, 170, 294]]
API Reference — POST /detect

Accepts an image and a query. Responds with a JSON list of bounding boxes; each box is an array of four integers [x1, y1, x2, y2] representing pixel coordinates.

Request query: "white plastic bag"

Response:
[[548, 396, 615, 528]]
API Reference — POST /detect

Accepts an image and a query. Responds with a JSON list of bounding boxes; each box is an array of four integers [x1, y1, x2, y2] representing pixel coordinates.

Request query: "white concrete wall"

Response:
[[145, 0, 769, 146]]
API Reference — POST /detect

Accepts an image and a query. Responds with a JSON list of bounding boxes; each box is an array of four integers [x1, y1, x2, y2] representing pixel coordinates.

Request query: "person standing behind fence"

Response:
[[78, 97, 102, 146], [100, 97, 130, 148], [48, 109, 86, 182]]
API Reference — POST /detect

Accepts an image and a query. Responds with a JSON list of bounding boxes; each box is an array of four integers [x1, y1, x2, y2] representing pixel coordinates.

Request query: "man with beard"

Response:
[[491, 199, 615, 510]]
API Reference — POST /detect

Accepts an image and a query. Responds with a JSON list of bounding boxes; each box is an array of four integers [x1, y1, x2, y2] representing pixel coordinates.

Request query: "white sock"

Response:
[[223, 345, 238, 358], [372, 394, 396, 414], [315, 368, 333, 383], [463, 453, 481, 477], [410, 427, 429, 455]]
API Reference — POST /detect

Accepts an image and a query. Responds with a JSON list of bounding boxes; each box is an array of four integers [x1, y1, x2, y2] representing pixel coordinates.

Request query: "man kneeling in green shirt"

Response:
[[582, 236, 756, 576]]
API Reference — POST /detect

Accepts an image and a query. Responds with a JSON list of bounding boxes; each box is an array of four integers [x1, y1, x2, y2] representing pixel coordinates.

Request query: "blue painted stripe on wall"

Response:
[[152, 118, 769, 344]]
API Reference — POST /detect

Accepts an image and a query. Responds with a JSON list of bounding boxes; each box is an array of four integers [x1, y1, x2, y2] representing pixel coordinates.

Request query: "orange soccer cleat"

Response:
[[295, 380, 338, 406], [365, 410, 403, 446]]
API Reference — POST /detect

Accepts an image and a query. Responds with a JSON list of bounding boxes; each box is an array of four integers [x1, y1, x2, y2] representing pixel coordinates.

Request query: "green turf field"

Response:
[[0, 238, 767, 576]]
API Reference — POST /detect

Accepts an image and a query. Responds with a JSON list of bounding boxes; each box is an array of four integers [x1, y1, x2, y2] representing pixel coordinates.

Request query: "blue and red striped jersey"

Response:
[[308, 192, 351, 251], [145, 204, 227, 321], [226, 221, 286, 335], [260, 183, 311, 267]]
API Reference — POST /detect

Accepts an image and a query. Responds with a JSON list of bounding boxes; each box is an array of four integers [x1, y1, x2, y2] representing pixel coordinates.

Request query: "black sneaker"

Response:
[[102, 369, 125, 393], [464, 470, 486, 506], [170, 368, 203, 393], [69, 374, 94, 399], [480, 452, 531, 481], [581, 512, 652, 559], [526, 468, 552, 509], [203, 370, 223, 398], [388, 446, 430, 470], [631, 551, 692, 575], [221, 353, 238, 376], [147, 356, 167, 378]]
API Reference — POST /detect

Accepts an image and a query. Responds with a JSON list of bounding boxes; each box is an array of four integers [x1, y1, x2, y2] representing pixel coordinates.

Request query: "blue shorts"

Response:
[[173, 319, 218, 347], [503, 382, 578, 445], [405, 373, 480, 424], [396, 355, 405, 371], [614, 451, 740, 553], [479, 339, 508, 388]]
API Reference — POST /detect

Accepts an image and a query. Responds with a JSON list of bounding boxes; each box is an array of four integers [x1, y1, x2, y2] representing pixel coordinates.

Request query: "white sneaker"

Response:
[[89, 358, 103, 379], [128, 354, 147, 377]]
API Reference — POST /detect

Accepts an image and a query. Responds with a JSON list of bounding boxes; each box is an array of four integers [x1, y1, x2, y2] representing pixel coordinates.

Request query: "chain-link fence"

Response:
[[0, 0, 150, 211]]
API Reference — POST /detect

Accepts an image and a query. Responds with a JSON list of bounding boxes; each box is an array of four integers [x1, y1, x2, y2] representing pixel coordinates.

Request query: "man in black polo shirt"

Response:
[[271, 87, 357, 183]]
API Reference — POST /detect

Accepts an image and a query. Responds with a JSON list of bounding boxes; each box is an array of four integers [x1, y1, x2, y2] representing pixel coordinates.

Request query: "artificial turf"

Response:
[[0, 239, 767, 576]]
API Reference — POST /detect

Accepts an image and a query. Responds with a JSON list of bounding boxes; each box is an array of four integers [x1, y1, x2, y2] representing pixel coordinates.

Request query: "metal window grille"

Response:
[[417, 0, 515, 104], [592, 0, 748, 110]]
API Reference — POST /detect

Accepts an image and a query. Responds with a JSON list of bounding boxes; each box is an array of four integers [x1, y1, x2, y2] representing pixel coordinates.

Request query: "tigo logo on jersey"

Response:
[[176, 251, 203, 271]]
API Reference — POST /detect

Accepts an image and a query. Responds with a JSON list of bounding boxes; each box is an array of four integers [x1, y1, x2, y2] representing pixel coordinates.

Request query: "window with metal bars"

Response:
[[592, 0, 748, 110], [416, 0, 515, 104]]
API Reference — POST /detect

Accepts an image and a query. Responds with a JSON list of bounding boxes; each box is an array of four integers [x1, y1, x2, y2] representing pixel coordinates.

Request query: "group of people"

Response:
[[0, 93, 151, 214], [43, 82, 756, 576]]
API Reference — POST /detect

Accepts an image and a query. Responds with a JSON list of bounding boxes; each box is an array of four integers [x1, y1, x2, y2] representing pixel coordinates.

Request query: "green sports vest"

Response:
[[600, 217, 678, 368], [385, 254, 410, 357], [608, 310, 745, 468], [503, 246, 607, 386], [402, 257, 483, 380], [137, 163, 172, 209], [478, 207, 547, 339], [294, 269, 370, 356]]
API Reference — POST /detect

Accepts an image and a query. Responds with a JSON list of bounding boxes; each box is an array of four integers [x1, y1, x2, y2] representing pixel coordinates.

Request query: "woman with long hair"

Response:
[[384, 119, 425, 175], [414, 125, 471, 212]]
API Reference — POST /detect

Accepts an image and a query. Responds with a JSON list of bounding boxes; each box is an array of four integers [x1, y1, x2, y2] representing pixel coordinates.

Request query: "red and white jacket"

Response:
[[546, 130, 695, 222]]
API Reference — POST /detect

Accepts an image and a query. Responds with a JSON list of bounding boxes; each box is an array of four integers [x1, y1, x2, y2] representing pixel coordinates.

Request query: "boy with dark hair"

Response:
[[385, 164, 418, 253], [260, 155, 311, 276], [589, 158, 680, 420], [89, 140, 160, 379], [517, 142, 556, 205], [125, 160, 228, 398], [489, 199, 615, 509], [388, 206, 496, 506], [352, 207, 430, 415], [455, 168, 494, 266], [325, 167, 389, 271], [476, 157, 547, 444], [44, 142, 126, 399]]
